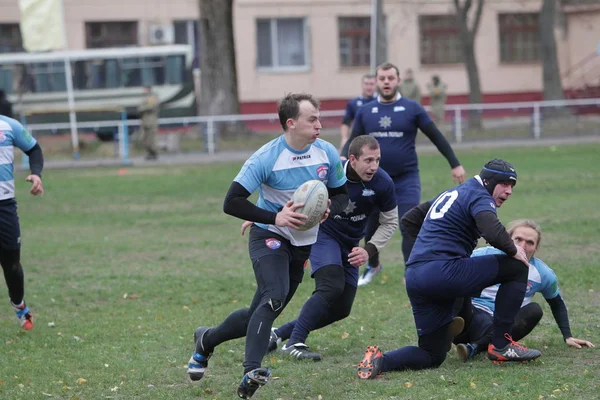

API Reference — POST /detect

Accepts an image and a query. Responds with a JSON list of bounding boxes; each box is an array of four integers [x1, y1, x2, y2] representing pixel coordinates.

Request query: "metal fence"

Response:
[[20, 97, 600, 165]]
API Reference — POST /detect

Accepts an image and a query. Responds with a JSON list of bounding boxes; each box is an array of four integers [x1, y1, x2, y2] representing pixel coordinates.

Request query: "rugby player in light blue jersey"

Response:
[[0, 115, 45, 331], [454, 219, 594, 361], [186, 93, 349, 399]]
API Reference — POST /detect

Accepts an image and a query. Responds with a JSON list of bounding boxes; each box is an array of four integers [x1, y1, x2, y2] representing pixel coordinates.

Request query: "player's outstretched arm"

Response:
[[546, 295, 595, 348], [420, 122, 466, 183]]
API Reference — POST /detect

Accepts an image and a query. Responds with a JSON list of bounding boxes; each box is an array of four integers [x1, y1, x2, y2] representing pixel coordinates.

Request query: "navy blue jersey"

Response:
[[351, 94, 433, 176], [322, 161, 396, 244], [341, 96, 375, 126], [407, 176, 498, 265]]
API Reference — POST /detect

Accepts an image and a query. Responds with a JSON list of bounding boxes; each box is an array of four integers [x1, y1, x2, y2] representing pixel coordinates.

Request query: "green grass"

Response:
[[1, 143, 599, 400]]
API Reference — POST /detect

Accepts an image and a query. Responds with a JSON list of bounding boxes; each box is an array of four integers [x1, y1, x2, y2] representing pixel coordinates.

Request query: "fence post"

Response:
[[454, 107, 463, 143], [532, 103, 541, 140], [207, 119, 216, 155], [119, 110, 130, 164]]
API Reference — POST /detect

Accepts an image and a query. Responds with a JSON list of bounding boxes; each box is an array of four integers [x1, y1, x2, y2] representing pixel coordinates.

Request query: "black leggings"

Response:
[[0, 249, 24, 305]]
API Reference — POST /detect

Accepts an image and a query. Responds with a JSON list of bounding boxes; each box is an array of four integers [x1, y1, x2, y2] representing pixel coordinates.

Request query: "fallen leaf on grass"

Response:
[[470, 382, 476, 388], [403, 382, 413, 388], [341, 332, 350, 339], [76, 378, 87, 384]]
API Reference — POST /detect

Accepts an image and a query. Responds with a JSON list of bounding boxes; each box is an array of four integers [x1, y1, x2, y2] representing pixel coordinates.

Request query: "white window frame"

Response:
[[256, 17, 310, 72]]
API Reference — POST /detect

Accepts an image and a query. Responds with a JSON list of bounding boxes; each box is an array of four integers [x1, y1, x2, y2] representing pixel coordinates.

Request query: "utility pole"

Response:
[[369, 0, 386, 73]]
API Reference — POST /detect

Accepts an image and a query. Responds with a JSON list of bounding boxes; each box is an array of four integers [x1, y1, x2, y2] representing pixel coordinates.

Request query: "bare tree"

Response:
[[198, 0, 248, 137], [454, 0, 485, 129], [540, 0, 565, 100]]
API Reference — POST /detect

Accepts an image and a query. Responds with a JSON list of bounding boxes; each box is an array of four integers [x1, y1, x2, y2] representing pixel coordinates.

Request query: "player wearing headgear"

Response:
[[262, 135, 398, 360], [356, 159, 542, 379]]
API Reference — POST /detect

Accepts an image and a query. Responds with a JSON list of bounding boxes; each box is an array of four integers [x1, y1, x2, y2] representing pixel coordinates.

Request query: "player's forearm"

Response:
[[475, 211, 517, 256], [366, 207, 399, 256], [223, 182, 277, 225], [24, 143, 44, 177], [339, 124, 350, 150], [420, 122, 461, 168], [400, 201, 431, 241], [547, 295, 573, 340], [327, 184, 349, 217]]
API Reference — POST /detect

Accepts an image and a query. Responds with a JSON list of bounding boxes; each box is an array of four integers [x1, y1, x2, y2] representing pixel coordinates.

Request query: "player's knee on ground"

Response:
[[313, 265, 346, 305], [512, 302, 543, 341], [418, 327, 450, 368], [495, 256, 528, 284]]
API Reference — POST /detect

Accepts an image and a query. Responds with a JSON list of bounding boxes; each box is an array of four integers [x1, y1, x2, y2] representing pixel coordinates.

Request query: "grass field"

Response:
[[1, 142, 599, 400]]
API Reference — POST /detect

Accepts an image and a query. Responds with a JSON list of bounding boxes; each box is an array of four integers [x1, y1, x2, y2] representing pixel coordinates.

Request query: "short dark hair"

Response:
[[349, 135, 379, 159], [277, 93, 320, 131], [376, 62, 400, 78], [362, 74, 375, 80]]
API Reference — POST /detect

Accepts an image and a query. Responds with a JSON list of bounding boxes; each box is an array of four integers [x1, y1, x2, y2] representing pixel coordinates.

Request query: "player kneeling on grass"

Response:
[[453, 219, 594, 362], [186, 93, 349, 399], [0, 114, 44, 331], [356, 159, 542, 380], [248, 135, 398, 361]]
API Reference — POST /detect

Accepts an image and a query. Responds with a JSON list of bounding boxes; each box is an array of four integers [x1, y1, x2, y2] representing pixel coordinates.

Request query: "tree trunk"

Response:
[[198, 0, 248, 138], [454, 0, 485, 130], [540, 0, 565, 100]]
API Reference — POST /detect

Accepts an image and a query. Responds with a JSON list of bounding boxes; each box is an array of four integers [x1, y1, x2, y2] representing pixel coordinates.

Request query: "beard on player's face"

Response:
[[379, 86, 398, 101]]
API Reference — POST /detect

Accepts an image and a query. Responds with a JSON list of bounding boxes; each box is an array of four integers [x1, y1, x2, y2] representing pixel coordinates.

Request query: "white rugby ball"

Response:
[[292, 180, 329, 231]]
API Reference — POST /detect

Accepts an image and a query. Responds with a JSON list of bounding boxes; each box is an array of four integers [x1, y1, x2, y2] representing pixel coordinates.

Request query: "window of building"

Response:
[[498, 13, 540, 63], [419, 15, 463, 65], [256, 18, 308, 70], [338, 17, 371, 67], [0, 24, 23, 53], [86, 21, 139, 49], [174, 20, 200, 69]]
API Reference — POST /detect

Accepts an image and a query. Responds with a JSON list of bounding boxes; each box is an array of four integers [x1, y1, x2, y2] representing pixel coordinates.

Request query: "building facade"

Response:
[[1, 0, 599, 113]]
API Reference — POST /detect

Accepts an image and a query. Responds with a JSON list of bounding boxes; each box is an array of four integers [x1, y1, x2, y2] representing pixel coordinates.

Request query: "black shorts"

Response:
[[248, 225, 311, 302], [0, 199, 21, 251]]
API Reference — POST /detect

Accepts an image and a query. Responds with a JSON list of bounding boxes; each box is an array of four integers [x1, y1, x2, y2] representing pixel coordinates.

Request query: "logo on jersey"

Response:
[[343, 200, 356, 214], [265, 238, 281, 250], [22, 129, 33, 141], [0, 131, 5, 143], [362, 188, 375, 197], [336, 162, 344, 180], [393, 106, 406, 112], [317, 165, 328, 180], [371, 107, 379, 113], [379, 116, 392, 129], [357, 100, 363, 107], [490, 202, 496, 209], [292, 154, 311, 161]]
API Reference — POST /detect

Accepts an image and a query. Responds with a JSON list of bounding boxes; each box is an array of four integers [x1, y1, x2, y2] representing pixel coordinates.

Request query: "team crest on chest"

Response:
[[0, 131, 6, 143], [379, 116, 392, 129], [357, 100, 363, 107], [343, 200, 357, 214], [316, 165, 328, 180]]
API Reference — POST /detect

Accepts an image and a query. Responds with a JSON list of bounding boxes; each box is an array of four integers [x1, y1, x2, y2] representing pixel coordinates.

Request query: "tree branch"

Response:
[[471, 0, 485, 37]]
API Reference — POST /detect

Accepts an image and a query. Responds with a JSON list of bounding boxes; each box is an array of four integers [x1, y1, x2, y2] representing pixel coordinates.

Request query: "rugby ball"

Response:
[[292, 180, 329, 231]]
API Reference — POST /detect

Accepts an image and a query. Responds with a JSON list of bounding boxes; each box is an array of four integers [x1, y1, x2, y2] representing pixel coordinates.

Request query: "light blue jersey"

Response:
[[0, 116, 37, 201], [471, 246, 560, 315], [235, 135, 346, 246]]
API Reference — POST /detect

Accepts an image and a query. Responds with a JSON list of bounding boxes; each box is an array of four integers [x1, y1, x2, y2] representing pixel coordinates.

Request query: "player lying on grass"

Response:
[[453, 219, 594, 362]]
